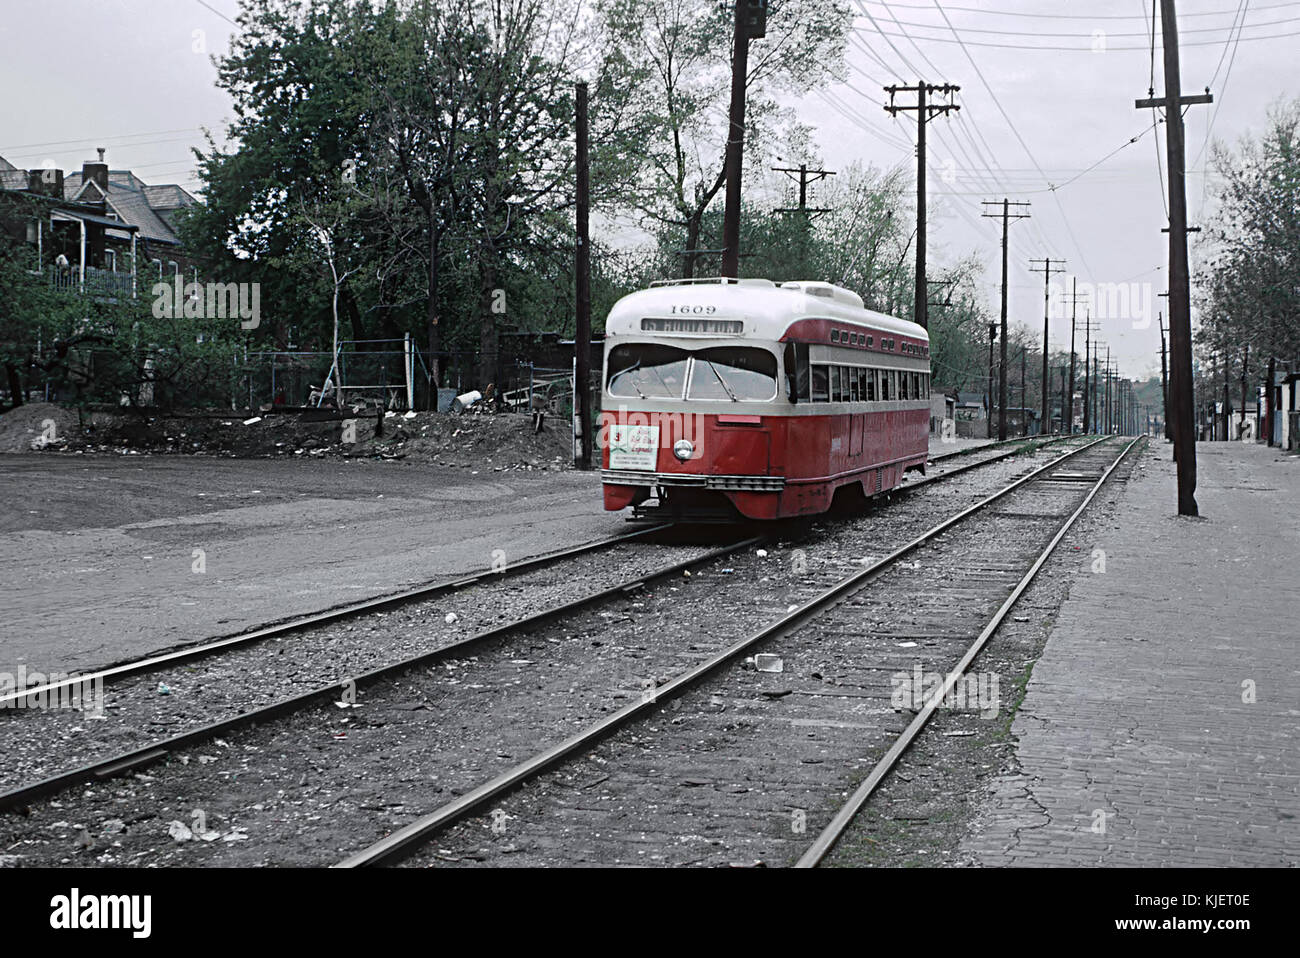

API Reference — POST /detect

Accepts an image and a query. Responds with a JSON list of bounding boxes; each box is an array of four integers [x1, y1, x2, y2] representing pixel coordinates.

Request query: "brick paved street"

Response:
[[961, 440, 1300, 866]]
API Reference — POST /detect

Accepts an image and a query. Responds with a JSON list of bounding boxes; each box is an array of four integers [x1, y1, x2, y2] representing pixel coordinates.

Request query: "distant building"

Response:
[[1000, 407, 1041, 437], [0, 149, 199, 296], [929, 391, 955, 434], [954, 391, 987, 439]]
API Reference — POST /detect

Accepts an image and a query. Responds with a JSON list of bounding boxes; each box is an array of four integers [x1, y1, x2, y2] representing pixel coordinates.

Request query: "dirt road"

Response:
[[2, 454, 618, 674]]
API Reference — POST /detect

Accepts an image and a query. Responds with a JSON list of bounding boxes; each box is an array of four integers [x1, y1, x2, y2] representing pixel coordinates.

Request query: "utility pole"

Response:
[[986, 322, 997, 439], [1082, 313, 1098, 433], [886, 81, 960, 329], [774, 164, 835, 219], [1137, 0, 1211, 514], [1065, 278, 1087, 434], [1158, 313, 1170, 439], [1020, 345, 1027, 436], [1103, 348, 1112, 434], [721, 0, 766, 278], [982, 199, 1031, 438], [574, 81, 593, 469], [1239, 344, 1249, 437], [1058, 366, 1067, 433], [1028, 258, 1066, 433]]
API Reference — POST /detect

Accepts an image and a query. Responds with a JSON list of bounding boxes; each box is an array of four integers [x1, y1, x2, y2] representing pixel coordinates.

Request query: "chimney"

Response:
[[27, 168, 64, 198], [82, 149, 109, 192]]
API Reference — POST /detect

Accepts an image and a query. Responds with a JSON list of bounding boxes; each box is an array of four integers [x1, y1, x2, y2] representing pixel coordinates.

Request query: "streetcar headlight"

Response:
[[673, 439, 694, 461]]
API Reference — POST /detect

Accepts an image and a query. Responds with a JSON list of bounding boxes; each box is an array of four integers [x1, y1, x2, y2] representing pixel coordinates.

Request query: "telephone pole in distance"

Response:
[[982, 199, 1031, 439], [1029, 257, 1066, 433], [885, 81, 960, 329]]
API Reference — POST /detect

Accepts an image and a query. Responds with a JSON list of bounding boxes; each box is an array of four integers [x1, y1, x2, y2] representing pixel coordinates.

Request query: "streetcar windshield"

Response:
[[686, 347, 778, 402], [607, 344, 691, 398], [606, 344, 778, 401]]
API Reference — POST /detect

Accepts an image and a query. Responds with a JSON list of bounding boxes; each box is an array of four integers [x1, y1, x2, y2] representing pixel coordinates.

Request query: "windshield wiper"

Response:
[[616, 363, 648, 399], [705, 361, 739, 402]]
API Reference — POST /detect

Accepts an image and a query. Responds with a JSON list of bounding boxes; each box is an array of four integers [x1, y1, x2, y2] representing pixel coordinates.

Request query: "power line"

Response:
[[1195, 0, 1251, 170], [858, 11, 1300, 38], [193, 0, 239, 27], [854, 0, 1299, 18], [850, 23, 1300, 50], [929, 1, 1094, 275], [0, 128, 204, 154]]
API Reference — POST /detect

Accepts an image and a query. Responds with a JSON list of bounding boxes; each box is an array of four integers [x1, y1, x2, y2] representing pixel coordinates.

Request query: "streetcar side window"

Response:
[[811, 364, 829, 402], [879, 369, 890, 401], [865, 368, 876, 401], [900, 372, 910, 400], [849, 367, 860, 402], [785, 343, 810, 403]]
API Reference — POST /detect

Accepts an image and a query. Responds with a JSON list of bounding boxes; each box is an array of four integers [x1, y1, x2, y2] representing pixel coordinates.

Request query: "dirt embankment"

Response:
[[0, 403, 573, 471]]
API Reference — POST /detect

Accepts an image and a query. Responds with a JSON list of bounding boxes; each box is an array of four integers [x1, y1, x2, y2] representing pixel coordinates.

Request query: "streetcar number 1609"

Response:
[[669, 305, 717, 314]]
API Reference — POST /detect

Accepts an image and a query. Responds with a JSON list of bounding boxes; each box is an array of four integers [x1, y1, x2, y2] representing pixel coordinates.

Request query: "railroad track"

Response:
[[0, 435, 1084, 827], [0, 434, 1060, 714], [333, 435, 1136, 867]]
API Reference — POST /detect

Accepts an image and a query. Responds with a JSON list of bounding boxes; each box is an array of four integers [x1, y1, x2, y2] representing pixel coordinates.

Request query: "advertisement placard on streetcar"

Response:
[[608, 424, 660, 470]]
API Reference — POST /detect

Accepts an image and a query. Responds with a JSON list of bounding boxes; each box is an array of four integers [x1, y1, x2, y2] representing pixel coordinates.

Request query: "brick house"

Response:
[[0, 149, 200, 297]]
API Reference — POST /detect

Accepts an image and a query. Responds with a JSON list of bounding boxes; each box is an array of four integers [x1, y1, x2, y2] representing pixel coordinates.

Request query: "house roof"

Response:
[[956, 392, 986, 406], [103, 188, 180, 244], [142, 184, 196, 210], [0, 154, 16, 172], [58, 170, 197, 246]]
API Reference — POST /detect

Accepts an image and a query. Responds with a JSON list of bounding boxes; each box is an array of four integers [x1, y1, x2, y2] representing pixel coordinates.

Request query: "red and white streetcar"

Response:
[[599, 277, 932, 520]]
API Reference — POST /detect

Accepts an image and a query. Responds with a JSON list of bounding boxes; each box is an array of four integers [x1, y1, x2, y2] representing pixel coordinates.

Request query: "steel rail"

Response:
[[334, 436, 1113, 867], [0, 524, 672, 710], [795, 436, 1142, 868], [926, 431, 1066, 464], [2, 435, 1075, 709], [0, 434, 1084, 815], [907, 433, 1075, 491], [0, 533, 759, 812]]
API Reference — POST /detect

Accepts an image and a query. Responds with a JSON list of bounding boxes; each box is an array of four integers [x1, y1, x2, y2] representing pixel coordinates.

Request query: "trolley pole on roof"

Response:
[[721, 1, 766, 279], [982, 199, 1030, 438], [574, 81, 593, 470], [887, 82, 960, 330]]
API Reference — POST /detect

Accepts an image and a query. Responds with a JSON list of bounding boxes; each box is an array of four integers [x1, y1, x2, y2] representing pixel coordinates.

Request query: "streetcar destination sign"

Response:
[[641, 317, 744, 335]]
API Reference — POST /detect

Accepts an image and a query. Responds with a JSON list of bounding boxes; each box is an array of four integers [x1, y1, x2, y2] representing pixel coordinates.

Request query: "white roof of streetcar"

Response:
[[604, 278, 929, 343]]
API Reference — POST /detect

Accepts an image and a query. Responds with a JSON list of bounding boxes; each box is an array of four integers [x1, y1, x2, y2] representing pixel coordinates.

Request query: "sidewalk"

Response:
[[962, 440, 1300, 866]]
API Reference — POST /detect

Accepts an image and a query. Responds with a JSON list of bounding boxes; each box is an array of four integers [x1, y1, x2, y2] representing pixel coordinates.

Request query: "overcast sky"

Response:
[[1, 0, 1294, 380]]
